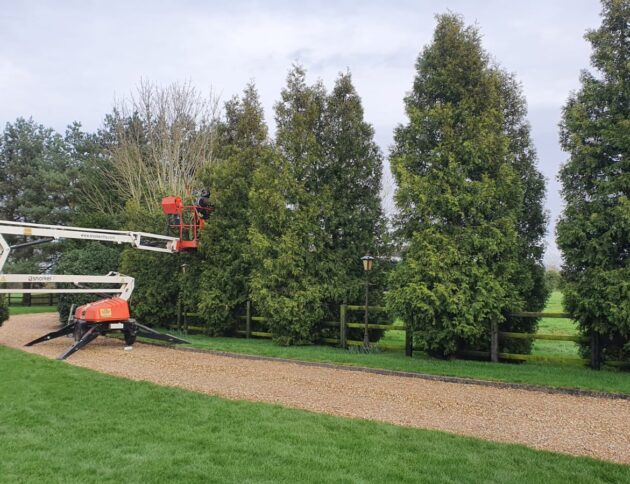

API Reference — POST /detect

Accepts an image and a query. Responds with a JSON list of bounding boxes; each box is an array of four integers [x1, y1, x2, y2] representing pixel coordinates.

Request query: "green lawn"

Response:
[[0, 346, 627, 483], [8, 305, 58, 315], [370, 291, 581, 357]]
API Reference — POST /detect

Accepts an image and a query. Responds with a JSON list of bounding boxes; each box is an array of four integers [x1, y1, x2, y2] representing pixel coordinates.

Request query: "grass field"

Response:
[[378, 292, 581, 357], [534, 292, 580, 358], [8, 305, 58, 316], [1, 346, 628, 483], [167, 333, 630, 395]]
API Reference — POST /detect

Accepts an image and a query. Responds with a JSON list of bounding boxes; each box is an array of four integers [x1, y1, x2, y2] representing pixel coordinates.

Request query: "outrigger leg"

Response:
[[25, 323, 76, 347], [24, 319, 189, 360], [134, 322, 189, 345], [57, 326, 100, 360]]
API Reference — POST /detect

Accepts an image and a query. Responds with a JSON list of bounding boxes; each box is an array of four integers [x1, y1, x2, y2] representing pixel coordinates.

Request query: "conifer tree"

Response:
[[322, 73, 387, 307], [198, 84, 273, 334], [499, 73, 549, 344], [249, 66, 330, 344], [0, 118, 84, 281], [557, 0, 630, 362], [387, 14, 546, 356]]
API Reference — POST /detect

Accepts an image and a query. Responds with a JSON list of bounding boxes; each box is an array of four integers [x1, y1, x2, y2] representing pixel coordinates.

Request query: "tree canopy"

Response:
[[387, 13, 547, 356], [557, 0, 630, 363]]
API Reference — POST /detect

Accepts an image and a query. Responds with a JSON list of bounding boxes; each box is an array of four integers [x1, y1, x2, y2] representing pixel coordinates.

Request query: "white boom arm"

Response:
[[0, 220, 180, 301]]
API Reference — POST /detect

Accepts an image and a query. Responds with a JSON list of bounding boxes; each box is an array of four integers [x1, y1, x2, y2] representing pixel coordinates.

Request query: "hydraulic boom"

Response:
[[0, 218, 191, 359]]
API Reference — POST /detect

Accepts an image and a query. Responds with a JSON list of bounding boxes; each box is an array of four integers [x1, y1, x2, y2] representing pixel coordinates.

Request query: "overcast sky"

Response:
[[0, 0, 604, 266]]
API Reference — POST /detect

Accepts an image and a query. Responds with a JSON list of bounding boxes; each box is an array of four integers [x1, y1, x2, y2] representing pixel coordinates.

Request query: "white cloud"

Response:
[[0, 0, 604, 266]]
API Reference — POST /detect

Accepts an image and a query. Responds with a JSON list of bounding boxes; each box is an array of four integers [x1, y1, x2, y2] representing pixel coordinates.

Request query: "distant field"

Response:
[[380, 291, 581, 358], [8, 306, 57, 316], [534, 291, 580, 358]]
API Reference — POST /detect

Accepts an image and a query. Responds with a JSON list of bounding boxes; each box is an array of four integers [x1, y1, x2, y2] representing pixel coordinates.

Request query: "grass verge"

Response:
[[0, 345, 628, 483], [163, 333, 630, 395], [159, 290, 630, 395]]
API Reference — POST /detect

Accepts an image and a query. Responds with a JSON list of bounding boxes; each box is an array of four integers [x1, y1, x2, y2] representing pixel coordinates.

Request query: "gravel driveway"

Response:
[[2, 313, 629, 464]]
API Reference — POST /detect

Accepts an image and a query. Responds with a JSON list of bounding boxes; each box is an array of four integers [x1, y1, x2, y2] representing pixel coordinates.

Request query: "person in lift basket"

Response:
[[196, 188, 213, 220]]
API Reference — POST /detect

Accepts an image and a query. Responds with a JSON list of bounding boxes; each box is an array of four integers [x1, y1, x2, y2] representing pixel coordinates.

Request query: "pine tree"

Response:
[[249, 66, 389, 344], [387, 14, 545, 356], [557, 0, 630, 362], [197, 83, 273, 335]]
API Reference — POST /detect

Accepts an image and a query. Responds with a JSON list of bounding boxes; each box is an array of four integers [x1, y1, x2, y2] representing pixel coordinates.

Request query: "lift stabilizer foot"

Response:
[[134, 322, 190, 345]]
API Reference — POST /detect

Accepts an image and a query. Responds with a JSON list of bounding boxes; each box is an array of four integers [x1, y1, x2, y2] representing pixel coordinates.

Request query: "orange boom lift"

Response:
[[0, 194, 209, 360]]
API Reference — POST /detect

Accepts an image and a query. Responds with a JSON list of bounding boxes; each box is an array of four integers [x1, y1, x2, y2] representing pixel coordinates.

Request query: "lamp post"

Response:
[[361, 255, 374, 348]]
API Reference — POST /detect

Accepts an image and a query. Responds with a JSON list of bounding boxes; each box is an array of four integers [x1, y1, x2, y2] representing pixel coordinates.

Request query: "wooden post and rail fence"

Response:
[[6, 293, 58, 307], [174, 302, 620, 369]]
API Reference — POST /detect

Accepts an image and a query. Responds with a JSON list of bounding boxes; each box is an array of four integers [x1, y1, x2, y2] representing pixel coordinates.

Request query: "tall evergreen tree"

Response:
[[0, 118, 83, 273], [249, 66, 330, 344], [249, 66, 388, 344], [557, 0, 630, 362], [0, 118, 79, 227], [500, 73, 549, 342], [198, 83, 273, 334], [322, 73, 388, 307], [387, 14, 546, 356]]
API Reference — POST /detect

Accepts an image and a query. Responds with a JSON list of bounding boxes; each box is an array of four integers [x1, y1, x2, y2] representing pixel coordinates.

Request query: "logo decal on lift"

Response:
[[99, 308, 112, 317]]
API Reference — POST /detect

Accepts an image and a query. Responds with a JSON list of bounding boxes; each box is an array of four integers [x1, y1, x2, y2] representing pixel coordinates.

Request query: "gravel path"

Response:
[[2, 313, 629, 464]]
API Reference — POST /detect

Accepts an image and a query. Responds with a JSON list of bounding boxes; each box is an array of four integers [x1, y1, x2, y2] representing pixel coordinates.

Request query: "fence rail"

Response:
[[173, 302, 619, 370], [6, 293, 59, 307]]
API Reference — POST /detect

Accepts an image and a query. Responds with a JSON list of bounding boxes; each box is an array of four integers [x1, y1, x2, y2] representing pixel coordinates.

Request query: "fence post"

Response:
[[246, 300, 252, 339], [590, 332, 601, 370], [490, 320, 499, 362], [340, 304, 347, 349], [48, 293, 53, 305], [405, 320, 413, 357], [176, 299, 182, 333]]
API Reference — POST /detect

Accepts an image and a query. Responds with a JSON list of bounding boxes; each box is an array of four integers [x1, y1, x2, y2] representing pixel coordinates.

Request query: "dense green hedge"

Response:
[[54, 242, 122, 323], [0, 295, 8, 326]]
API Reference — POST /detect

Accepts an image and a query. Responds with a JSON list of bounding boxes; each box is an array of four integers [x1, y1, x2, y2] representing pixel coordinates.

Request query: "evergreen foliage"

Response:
[[321, 72, 388, 306], [118, 205, 200, 327], [557, 0, 630, 362], [249, 66, 330, 344], [54, 242, 122, 323], [0, 295, 8, 326], [197, 84, 272, 335], [119, 248, 183, 326], [0, 118, 84, 274], [387, 14, 547, 357], [544, 269, 563, 293], [249, 66, 387, 344]]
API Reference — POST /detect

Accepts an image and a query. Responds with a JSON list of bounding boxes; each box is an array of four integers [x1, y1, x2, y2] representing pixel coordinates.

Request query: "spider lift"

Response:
[[0, 196, 206, 360]]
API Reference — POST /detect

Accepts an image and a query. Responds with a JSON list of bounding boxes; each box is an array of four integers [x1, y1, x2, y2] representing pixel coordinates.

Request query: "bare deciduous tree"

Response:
[[85, 80, 219, 215]]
